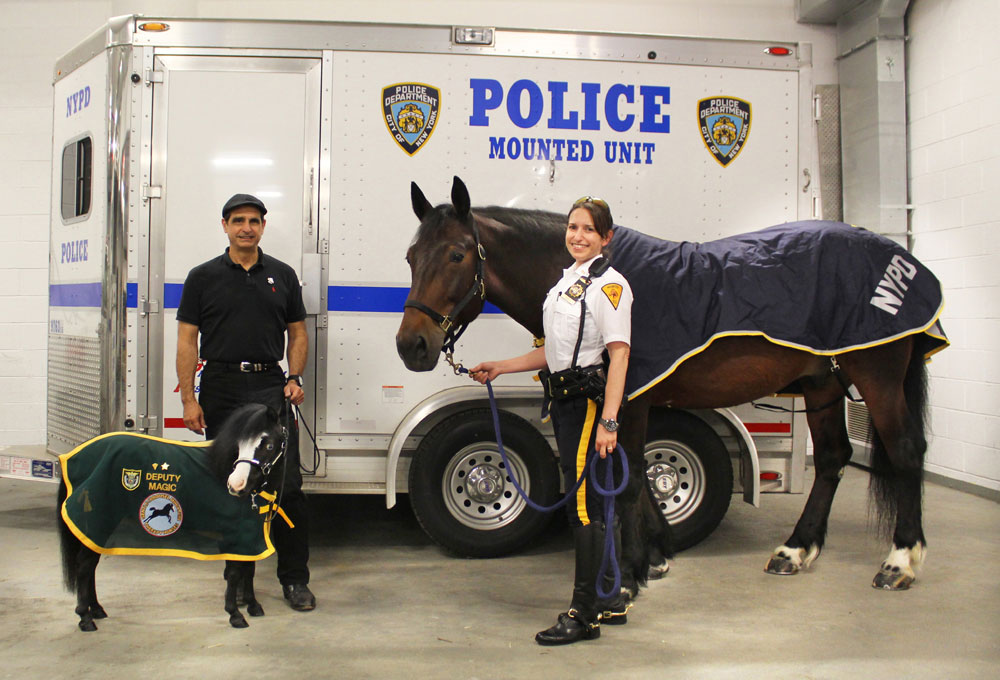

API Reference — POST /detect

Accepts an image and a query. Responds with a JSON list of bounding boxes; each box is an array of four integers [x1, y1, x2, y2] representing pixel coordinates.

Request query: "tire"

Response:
[[408, 408, 560, 557], [644, 409, 733, 551]]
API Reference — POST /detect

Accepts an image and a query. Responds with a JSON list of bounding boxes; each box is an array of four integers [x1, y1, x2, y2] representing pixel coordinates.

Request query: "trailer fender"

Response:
[[384, 385, 543, 508], [715, 407, 761, 507]]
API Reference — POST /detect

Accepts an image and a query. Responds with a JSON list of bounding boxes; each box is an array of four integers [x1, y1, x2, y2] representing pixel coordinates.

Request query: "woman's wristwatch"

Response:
[[598, 417, 619, 432]]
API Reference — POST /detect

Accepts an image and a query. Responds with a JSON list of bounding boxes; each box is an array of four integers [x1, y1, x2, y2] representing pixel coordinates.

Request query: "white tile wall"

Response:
[[908, 0, 1000, 491]]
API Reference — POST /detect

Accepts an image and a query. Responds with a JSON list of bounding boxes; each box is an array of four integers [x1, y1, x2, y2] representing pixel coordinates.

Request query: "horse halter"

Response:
[[403, 215, 487, 370], [231, 424, 288, 480]]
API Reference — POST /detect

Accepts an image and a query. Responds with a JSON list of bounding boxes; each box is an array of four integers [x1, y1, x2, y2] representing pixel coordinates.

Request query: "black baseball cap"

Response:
[[222, 193, 267, 219]]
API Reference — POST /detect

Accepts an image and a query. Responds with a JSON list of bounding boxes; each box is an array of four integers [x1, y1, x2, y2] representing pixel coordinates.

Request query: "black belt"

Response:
[[204, 361, 280, 373]]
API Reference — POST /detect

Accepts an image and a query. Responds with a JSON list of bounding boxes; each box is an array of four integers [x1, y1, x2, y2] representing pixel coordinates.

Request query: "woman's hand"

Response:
[[595, 423, 617, 459], [468, 361, 502, 384]]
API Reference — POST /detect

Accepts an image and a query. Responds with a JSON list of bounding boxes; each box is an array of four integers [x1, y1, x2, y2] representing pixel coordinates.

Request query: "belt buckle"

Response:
[[239, 361, 253, 373]]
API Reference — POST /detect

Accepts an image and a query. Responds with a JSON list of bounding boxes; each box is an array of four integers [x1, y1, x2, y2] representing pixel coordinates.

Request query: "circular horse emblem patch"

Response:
[[139, 492, 184, 537]]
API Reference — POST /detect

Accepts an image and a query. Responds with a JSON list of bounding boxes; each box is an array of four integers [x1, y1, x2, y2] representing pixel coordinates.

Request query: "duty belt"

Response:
[[206, 361, 280, 373]]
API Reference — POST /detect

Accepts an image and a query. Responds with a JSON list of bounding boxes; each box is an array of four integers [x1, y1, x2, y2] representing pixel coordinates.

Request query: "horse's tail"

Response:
[[58, 478, 82, 591], [868, 347, 929, 541]]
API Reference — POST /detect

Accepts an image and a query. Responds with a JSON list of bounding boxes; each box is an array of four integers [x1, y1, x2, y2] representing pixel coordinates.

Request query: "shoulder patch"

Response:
[[601, 283, 623, 310]]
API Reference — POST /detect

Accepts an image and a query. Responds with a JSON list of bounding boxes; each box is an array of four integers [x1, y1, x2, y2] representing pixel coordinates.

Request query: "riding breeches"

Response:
[[549, 397, 622, 529]]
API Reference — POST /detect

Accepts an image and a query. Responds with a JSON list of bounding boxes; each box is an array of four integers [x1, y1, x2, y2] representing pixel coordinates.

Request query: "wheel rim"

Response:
[[645, 439, 707, 524], [441, 443, 529, 530]]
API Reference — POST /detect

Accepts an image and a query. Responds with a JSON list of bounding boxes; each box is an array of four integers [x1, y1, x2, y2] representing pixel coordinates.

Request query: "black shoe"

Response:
[[535, 609, 600, 646], [282, 584, 316, 611]]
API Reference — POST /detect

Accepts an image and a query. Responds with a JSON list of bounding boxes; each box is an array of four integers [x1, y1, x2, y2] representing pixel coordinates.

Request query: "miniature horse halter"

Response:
[[230, 399, 292, 520], [403, 213, 486, 373]]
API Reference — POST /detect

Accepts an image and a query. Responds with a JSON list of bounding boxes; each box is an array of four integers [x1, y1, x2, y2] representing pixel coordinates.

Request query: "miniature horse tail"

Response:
[[868, 348, 929, 541], [58, 478, 83, 591]]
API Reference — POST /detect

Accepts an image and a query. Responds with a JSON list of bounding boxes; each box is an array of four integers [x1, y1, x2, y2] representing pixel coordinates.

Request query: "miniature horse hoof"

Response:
[[78, 619, 98, 632], [229, 612, 249, 628], [90, 604, 108, 619], [247, 602, 265, 617], [872, 567, 913, 591], [764, 554, 800, 575], [647, 560, 670, 580]]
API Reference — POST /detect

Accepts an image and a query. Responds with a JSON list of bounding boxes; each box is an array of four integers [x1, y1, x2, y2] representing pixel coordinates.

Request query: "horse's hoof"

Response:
[[229, 613, 249, 628], [247, 602, 265, 617], [647, 560, 670, 580], [78, 619, 98, 632], [764, 554, 800, 575], [90, 604, 108, 619], [872, 566, 914, 590]]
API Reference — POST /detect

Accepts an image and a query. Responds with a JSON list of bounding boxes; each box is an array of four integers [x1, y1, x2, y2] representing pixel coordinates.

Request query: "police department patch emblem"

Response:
[[602, 283, 623, 310], [698, 97, 751, 167], [122, 468, 141, 491], [383, 83, 441, 156], [139, 492, 183, 537]]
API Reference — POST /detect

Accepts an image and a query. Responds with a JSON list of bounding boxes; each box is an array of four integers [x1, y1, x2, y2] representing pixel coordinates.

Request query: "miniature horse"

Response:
[[396, 176, 946, 595], [58, 403, 287, 630]]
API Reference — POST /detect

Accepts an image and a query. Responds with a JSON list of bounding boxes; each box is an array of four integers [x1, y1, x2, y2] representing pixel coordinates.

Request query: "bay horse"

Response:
[[58, 403, 288, 630], [396, 176, 947, 594]]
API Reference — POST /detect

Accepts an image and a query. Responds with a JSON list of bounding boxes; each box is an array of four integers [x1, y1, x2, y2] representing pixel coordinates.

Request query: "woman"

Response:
[[470, 196, 633, 645]]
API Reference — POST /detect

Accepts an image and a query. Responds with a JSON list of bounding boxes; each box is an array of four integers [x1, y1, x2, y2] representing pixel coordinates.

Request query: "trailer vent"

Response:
[[47, 334, 101, 449], [846, 400, 871, 443]]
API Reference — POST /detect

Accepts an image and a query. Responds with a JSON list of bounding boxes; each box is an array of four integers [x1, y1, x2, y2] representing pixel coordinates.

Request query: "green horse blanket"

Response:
[[60, 432, 275, 561]]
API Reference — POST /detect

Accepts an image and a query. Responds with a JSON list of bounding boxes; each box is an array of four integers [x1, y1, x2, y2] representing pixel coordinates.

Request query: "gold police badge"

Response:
[[121, 468, 141, 491]]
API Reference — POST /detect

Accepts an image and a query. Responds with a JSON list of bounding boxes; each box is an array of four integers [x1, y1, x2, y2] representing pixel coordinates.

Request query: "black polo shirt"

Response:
[[176, 248, 306, 362]]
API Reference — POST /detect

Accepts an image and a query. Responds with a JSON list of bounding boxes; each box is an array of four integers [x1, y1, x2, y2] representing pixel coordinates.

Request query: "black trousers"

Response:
[[199, 366, 310, 586], [549, 397, 621, 529]]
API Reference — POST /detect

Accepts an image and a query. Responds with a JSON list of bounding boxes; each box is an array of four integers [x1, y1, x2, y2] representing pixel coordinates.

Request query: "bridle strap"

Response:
[[403, 215, 487, 354]]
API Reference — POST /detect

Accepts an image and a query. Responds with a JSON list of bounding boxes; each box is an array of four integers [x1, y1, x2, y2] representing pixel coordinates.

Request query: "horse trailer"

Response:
[[38, 15, 825, 555]]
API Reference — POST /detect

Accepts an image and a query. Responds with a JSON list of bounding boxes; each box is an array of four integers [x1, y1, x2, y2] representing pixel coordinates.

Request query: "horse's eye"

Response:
[[449, 250, 465, 263], [266, 442, 274, 451]]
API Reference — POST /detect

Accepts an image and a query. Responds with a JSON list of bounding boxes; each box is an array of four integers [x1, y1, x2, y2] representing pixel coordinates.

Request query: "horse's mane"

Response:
[[413, 204, 564, 246], [207, 403, 280, 482], [474, 205, 564, 242]]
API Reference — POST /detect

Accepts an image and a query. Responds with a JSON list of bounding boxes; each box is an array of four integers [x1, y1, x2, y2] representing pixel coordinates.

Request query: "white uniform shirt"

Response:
[[542, 255, 633, 372]]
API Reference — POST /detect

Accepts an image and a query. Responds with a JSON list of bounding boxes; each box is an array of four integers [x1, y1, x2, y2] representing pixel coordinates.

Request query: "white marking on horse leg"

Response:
[[881, 542, 925, 581], [227, 434, 264, 494], [801, 544, 821, 569], [772, 544, 806, 568]]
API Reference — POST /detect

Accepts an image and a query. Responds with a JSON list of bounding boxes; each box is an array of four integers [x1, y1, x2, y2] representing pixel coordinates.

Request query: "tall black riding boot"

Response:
[[596, 516, 632, 625], [535, 523, 604, 645]]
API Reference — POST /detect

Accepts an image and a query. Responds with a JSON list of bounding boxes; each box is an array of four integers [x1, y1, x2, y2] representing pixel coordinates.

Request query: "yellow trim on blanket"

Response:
[[58, 431, 275, 562], [626, 305, 950, 401]]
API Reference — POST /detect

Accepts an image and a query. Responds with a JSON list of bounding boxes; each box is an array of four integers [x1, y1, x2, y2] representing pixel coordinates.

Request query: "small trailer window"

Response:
[[61, 136, 92, 220]]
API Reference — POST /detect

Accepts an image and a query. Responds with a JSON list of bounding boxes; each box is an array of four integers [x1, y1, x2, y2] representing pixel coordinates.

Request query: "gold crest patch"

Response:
[[602, 283, 623, 309]]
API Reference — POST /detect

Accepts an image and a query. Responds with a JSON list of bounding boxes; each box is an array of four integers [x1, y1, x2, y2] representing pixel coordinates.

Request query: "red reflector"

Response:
[[760, 472, 783, 481], [765, 46, 792, 56]]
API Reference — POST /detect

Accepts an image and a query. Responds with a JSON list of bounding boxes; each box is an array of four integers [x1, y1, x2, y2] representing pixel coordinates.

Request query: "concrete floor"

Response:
[[0, 465, 997, 680]]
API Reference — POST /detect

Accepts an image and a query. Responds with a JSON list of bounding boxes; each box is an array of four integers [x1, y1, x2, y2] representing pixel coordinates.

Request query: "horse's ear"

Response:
[[411, 182, 432, 221], [451, 176, 471, 221]]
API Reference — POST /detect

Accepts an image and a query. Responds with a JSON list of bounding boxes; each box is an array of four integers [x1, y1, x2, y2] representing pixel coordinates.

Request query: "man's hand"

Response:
[[284, 380, 305, 406], [183, 400, 207, 435]]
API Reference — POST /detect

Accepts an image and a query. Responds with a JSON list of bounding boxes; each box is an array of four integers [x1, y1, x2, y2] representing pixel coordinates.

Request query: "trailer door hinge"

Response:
[[145, 69, 164, 85], [316, 315, 329, 329], [138, 297, 161, 317], [319, 239, 330, 254], [142, 184, 162, 202], [135, 415, 159, 430]]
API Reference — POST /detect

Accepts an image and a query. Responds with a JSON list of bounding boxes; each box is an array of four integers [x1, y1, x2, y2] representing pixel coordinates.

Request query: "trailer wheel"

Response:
[[408, 408, 559, 558], [645, 409, 733, 551]]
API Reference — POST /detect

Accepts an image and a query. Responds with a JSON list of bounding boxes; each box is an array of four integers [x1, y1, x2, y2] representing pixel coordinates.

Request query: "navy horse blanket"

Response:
[[609, 220, 948, 397], [60, 433, 275, 561]]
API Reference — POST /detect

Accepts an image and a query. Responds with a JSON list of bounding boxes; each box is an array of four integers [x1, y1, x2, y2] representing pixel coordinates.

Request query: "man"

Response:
[[176, 193, 315, 611]]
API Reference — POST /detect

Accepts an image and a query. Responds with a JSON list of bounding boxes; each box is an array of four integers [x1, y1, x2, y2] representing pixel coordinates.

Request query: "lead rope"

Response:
[[471, 371, 628, 602]]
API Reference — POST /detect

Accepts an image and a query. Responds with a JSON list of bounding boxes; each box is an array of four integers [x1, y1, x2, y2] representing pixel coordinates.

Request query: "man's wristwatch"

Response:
[[598, 417, 619, 432], [286, 374, 303, 387]]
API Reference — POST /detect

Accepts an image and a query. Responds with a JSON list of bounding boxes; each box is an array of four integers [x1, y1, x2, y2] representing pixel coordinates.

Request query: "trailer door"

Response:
[[146, 55, 322, 447]]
